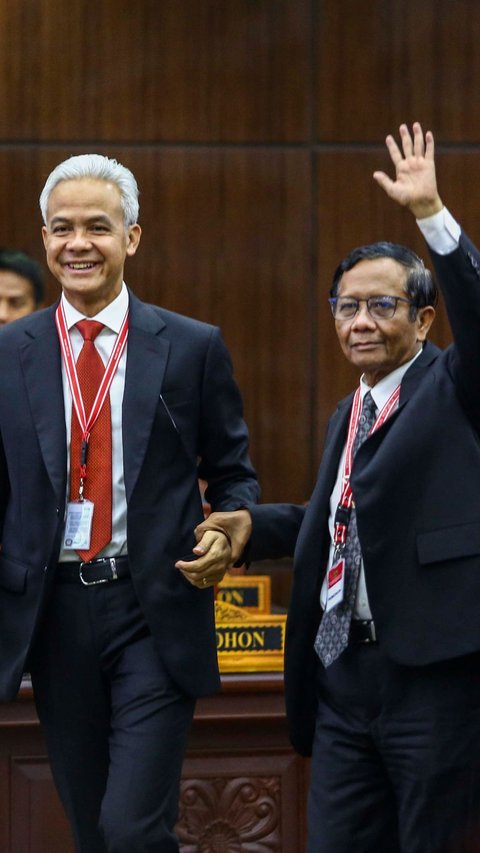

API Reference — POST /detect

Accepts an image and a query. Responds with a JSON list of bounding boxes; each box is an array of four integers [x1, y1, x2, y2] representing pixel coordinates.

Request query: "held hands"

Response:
[[373, 122, 443, 219], [175, 528, 232, 589], [174, 509, 252, 590], [195, 509, 252, 564]]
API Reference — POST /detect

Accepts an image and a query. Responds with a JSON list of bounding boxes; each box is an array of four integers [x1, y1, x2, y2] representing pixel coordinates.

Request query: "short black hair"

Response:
[[0, 248, 44, 305], [330, 241, 438, 320]]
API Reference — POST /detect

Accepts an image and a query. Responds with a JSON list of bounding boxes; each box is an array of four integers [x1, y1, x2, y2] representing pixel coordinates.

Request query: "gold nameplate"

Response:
[[216, 574, 271, 614], [214, 600, 286, 673]]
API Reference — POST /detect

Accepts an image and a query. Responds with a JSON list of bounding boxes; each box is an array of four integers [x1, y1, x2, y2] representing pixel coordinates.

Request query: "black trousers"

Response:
[[29, 576, 195, 853], [307, 643, 480, 853]]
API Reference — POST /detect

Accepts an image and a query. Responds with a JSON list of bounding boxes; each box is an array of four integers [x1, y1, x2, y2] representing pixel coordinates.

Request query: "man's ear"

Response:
[[126, 224, 142, 257], [416, 305, 436, 341]]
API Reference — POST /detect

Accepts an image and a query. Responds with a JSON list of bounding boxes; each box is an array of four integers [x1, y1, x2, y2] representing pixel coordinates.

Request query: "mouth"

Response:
[[65, 262, 98, 271], [351, 341, 381, 351]]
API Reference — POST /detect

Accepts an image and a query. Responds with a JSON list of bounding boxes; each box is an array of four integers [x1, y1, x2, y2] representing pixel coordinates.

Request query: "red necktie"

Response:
[[69, 319, 112, 561]]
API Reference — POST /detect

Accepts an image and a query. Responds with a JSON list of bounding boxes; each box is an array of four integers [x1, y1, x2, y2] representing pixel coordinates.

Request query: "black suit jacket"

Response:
[[250, 232, 480, 756], [0, 289, 259, 702]]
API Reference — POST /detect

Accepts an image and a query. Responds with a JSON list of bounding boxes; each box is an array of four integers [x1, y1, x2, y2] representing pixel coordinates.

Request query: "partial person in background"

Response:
[[0, 247, 44, 323], [197, 122, 480, 852]]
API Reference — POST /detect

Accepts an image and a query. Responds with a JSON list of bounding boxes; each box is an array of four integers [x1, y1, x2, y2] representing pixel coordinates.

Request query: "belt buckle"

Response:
[[79, 557, 118, 586]]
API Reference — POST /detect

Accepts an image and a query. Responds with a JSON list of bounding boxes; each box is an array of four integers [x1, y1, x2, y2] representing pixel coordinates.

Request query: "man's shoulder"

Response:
[[128, 290, 218, 338], [0, 304, 55, 344]]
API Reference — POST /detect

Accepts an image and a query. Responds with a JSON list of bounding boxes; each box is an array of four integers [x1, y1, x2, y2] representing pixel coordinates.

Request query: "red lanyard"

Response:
[[55, 303, 129, 483], [334, 385, 400, 547]]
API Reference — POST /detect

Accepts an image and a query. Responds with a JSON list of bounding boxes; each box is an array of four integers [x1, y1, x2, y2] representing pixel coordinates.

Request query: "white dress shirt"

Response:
[[58, 284, 129, 561]]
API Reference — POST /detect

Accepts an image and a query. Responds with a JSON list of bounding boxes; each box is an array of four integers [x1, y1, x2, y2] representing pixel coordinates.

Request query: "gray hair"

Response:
[[39, 154, 139, 227]]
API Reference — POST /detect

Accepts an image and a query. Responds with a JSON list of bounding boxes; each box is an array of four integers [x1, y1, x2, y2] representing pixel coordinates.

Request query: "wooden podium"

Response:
[[0, 673, 309, 852]]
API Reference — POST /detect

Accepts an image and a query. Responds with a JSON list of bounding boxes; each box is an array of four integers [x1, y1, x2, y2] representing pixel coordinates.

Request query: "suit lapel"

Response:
[[20, 304, 67, 500], [353, 341, 442, 466], [122, 291, 169, 501], [399, 340, 440, 405]]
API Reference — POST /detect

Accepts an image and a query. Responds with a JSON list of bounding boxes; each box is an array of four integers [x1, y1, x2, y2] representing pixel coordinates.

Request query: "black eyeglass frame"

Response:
[[328, 295, 413, 320]]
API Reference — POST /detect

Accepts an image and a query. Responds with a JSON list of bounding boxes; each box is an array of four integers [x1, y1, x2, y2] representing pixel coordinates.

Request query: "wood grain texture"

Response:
[[317, 0, 480, 142], [0, 0, 309, 142]]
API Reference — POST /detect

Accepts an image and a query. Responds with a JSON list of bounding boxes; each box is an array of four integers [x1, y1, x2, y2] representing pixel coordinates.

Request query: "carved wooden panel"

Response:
[[177, 753, 303, 852]]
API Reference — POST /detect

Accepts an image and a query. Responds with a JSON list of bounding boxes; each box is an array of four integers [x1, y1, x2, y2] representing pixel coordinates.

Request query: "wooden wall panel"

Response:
[[0, 0, 310, 142], [316, 0, 480, 143], [129, 147, 314, 502]]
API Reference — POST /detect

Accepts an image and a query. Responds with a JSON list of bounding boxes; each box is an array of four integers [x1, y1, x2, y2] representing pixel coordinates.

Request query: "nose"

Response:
[[350, 302, 376, 330], [0, 300, 10, 325], [65, 229, 92, 251]]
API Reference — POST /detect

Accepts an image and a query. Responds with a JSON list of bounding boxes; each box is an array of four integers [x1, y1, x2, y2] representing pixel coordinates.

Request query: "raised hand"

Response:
[[373, 122, 443, 219]]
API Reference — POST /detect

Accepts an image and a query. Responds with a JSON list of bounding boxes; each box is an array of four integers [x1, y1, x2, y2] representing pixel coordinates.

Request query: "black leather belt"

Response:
[[56, 556, 130, 586], [350, 619, 377, 645]]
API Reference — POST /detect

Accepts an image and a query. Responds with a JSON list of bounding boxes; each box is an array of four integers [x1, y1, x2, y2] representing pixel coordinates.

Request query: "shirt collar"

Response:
[[61, 282, 129, 333], [359, 347, 423, 411]]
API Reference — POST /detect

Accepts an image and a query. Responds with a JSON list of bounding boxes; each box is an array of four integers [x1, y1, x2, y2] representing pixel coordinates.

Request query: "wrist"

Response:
[[410, 196, 444, 220]]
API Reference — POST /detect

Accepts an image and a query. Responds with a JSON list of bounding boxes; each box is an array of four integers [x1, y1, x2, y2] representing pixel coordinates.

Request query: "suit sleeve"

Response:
[[428, 231, 480, 424], [249, 503, 306, 561], [197, 327, 259, 510]]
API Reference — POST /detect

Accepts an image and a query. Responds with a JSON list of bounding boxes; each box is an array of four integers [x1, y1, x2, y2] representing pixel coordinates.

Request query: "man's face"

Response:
[[334, 257, 435, 386], [42, 177, 141, 316], [0, 271, 37, 325]]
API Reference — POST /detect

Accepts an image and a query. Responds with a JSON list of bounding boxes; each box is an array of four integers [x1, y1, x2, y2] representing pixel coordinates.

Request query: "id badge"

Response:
[[63, 500, 94, 550], [325, 558, 345, 612]]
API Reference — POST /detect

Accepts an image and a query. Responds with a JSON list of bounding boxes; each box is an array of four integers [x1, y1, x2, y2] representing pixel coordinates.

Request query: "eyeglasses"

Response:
[[328, 295, 413, 321]]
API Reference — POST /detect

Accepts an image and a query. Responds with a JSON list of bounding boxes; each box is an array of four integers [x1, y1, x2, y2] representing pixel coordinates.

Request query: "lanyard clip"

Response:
[[81, 439, 89, 467], [334, 505, 351, 526]]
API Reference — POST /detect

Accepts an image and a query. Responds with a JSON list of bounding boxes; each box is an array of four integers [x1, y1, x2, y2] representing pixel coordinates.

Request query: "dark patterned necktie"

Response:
[[314, 391, 377, 667]]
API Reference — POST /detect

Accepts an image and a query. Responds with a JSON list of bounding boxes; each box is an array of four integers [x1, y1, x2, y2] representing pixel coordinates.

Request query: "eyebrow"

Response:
[[49, 214, 113, 226]]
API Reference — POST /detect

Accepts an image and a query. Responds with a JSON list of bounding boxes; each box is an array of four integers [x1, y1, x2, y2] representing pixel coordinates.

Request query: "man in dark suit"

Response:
[[197, 123, 480, 851], [0, 154, 258, 852]]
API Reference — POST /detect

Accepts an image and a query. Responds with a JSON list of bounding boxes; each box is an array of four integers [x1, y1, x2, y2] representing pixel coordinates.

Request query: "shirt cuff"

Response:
[[416, 207, 461, 255]]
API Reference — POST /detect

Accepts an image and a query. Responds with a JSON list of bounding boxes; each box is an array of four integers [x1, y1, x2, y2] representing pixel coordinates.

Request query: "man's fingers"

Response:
[[399, 123, 414, 157], [424, 129, 435, 161], [372, 170, 396, 196], [412, 122, 425, 158], [175, 530, 232, 589], [385, 134, 403, 166]]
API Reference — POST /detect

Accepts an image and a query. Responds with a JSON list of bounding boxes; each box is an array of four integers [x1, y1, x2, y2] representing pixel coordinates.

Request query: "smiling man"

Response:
[[0, 154, 258, 852], [197, 123, 480, 852]]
